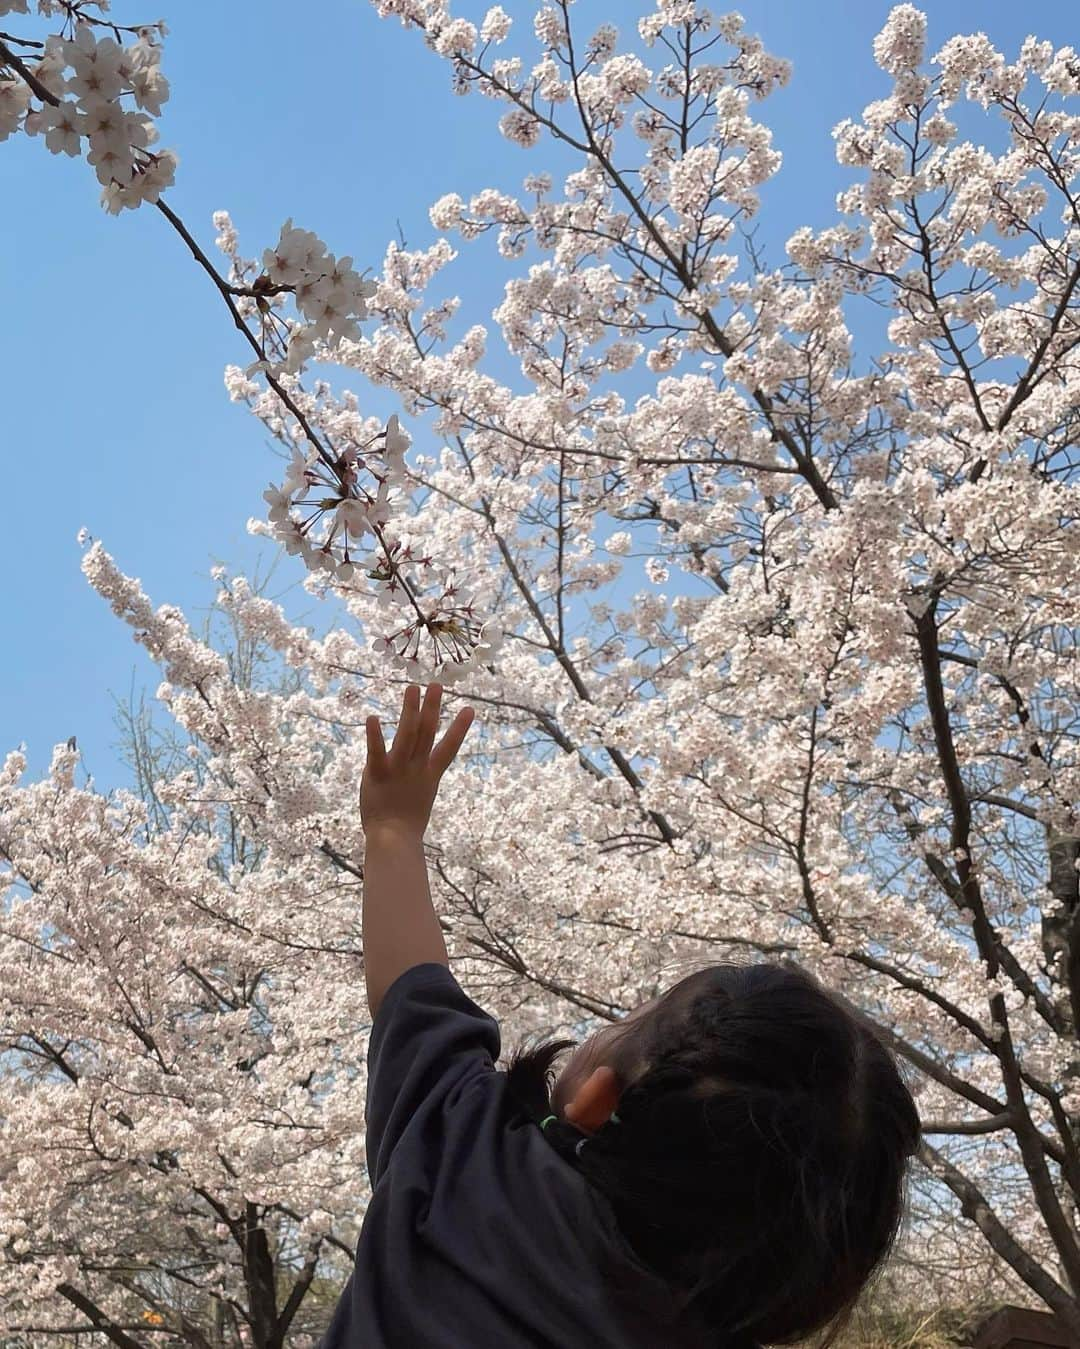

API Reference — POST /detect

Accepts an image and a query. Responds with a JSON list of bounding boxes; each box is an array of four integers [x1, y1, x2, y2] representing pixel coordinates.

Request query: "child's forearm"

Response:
[[362, 823, 450, 1019]]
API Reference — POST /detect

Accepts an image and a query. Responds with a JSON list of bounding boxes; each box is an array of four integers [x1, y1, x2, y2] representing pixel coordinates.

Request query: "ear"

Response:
[[564, 1066, 621, 1134]]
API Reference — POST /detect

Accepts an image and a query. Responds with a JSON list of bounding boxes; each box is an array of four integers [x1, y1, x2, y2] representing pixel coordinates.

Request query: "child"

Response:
[[317, 684, 921, 1348]]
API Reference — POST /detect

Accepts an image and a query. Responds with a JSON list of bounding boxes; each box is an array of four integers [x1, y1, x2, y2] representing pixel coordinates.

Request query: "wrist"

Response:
[[364, 819, 426, 846]]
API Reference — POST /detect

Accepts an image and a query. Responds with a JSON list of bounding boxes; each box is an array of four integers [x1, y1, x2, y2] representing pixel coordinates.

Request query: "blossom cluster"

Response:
[[255, 419, 502, 682], [260, 421, 405, 582], [214, 212, 505, 680], [243, 218, 379, 378], [6, 15, 175, 212]]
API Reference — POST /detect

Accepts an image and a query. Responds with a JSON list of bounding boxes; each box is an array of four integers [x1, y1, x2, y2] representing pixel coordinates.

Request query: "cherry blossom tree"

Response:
[[2, 0, 1080, 1341]]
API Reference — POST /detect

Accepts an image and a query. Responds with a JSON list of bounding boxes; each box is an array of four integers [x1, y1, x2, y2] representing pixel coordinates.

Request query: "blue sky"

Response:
[[2, 0, 1073, 792]]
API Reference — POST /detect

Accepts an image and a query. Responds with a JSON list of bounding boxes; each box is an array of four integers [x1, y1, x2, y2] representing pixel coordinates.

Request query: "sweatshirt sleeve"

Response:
[[364, 962, 501, 1187]]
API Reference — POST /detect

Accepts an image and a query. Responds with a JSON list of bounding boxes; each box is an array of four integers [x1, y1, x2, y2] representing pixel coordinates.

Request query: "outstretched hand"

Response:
[[361, 684, 475, 839]]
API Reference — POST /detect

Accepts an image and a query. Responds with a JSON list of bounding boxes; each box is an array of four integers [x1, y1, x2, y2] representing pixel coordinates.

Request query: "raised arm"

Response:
[[360, 684, 475, 1019]]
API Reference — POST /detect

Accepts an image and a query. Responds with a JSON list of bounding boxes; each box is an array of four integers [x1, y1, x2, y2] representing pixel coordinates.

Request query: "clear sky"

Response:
[[2, 0, 1073, 791]]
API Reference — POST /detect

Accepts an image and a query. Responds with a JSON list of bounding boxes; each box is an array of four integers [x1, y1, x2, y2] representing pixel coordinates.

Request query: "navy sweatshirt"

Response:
[[316, 962, 717, 1348]]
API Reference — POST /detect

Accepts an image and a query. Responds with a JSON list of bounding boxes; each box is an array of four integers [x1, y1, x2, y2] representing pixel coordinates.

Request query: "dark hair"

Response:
[[503, 960, 921, 1347]]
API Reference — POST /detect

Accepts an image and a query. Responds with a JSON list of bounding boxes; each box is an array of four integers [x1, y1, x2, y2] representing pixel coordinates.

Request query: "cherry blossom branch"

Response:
[[2, 13, 483, 675], [371, 310, 732, 594], [848, 949, 997, 1050], [278, 1238, 324, 1337], [917, 1140, 1080, 1338], [0, 35, 57, 103], [971, 791, 1040, 819], [937, 644, 1078, 1034], [438, 29, 839, 513], [429, 854, 635, 1021], [908, 206, 991, 435], [913, 601, 1003, 976], [886, 781, 1064, 1036], [914, 590, 1080, 1290], [0, 1322, 178, 1337], [481, 469, 679, 844], [920, 1111, 1017, 1135], [154, 198, 338, 475], [666, 926, 799, 957], [267, 1204, 356, 1264], [994, 254, 1080, 437], [791, 936, 1073, 1176], [50, 0, 163, 45], [337, 412, 681, 841], [559, 12, 839, 512], [54, 1286, 144, 1349], [227, 375, 479, 666], [106, 1276, 215, 1349]]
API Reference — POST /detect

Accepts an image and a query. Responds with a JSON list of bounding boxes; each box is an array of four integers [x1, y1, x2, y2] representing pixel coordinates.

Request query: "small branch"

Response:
[[153, 198, 336, 474], [0, 31, 45, 49], [278, 1238, 323, 1336], [319, 839, 363, 880], [0, 36, 61, 104], [55, 1286, 145, 1349], [921, 1111, 1017, 1136], [971, 791, 1040, 821]]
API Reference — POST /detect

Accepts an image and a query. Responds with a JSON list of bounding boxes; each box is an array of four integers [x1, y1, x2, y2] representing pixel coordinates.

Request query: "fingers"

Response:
[[411, 683, 442, 762], [430, 706, 475, 778], [373, 684, 474, 778], [365, 714, 388, 775], [389, 683, 422, 762]]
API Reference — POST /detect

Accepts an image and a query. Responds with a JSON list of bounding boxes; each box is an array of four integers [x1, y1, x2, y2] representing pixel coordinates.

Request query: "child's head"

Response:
[[505, 959, 921, 1347]]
